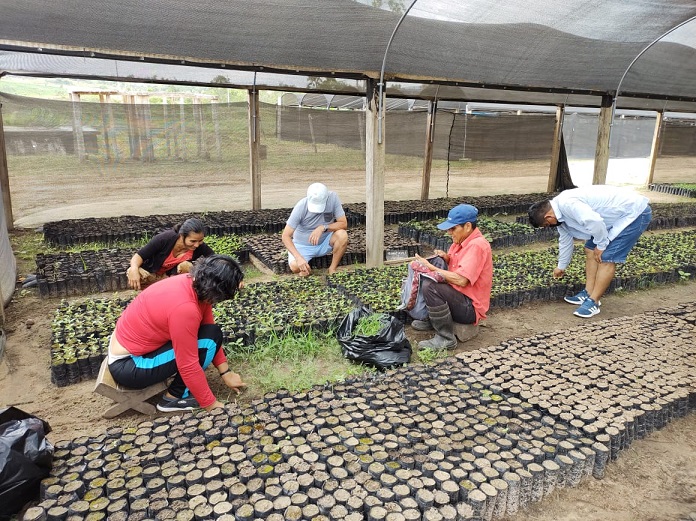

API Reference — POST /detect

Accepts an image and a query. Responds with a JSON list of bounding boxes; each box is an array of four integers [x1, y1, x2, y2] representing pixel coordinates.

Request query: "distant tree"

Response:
[[306, 77, 351, 91], [371, 0, 405, 14]]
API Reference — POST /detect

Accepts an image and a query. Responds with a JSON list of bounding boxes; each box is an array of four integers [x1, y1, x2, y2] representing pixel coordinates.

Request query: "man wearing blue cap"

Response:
[[411, 204, 493, 350]]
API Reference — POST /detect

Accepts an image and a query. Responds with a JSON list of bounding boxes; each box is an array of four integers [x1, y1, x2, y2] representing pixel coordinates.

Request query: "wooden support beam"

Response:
[[365, 79, 385, 268], [547, 106, 565, 192], [647, 111, 664, 186], [420, 100, 437, 200], [70, 92, 86, 162], [593, 95, 612, 185], [248, 89, 261, 210], [0, 104, 13, 230], [179, 97, 187, 161]]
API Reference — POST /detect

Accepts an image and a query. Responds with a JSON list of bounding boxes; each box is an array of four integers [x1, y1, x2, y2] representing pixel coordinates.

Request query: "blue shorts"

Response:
[[288, 232, 334, 264], [585, 205, 652, 263]]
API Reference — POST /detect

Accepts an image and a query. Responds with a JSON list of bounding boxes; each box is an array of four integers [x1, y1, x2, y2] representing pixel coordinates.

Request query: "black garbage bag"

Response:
[[0, 409, 53, 519], [337, 306, 412, 370]]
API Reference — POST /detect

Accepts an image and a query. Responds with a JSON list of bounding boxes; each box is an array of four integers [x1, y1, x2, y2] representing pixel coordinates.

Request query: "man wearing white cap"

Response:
[[282, 183, 349, 276]]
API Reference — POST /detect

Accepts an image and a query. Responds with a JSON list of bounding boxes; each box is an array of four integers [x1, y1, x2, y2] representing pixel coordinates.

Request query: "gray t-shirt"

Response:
[[287, 191, 345, 246]]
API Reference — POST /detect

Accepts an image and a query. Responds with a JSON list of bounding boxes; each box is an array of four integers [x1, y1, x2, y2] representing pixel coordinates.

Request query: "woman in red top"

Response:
[[127, 218, 215, 290], [109, 255, 246, 412]]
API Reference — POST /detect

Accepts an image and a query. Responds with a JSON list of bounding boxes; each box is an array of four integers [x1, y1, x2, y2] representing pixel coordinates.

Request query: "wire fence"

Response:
[[1, 91, 694, 228]]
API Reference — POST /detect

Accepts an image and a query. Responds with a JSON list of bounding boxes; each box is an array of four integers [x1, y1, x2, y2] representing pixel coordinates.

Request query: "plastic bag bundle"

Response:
[[337, 306, 412, 370]]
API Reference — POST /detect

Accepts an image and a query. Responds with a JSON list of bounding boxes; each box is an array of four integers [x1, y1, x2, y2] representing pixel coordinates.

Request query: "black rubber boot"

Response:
[[411, 318, 433, 331], [418, 304, 457, 350]]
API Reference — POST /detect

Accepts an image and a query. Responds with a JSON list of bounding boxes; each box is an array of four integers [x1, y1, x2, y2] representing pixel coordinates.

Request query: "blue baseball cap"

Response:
[[437, 204, 479, 230]]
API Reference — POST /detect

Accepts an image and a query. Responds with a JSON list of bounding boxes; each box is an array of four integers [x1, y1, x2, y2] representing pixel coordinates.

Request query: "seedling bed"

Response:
[[649, 183, 696, 198], [34, 235, 250, 299], [245, 228, 421, 274], [399, 216, 556, 251], [35, 304, 696, 520], [42, 194, 551, 248], [48, 230, 696, 385], [515, 201, 696, 231], [345, 192, 555, 225], [42, 209, 298, 247]]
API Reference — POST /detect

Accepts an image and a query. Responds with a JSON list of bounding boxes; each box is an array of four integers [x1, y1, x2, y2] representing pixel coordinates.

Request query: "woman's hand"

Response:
[[222, 371, 247, 394], [553, 268, 565, 279], [204, 400, 225, 411], [127, 267, 141, 290]]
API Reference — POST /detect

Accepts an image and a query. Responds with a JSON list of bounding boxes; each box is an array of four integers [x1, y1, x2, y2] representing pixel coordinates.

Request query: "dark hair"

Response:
[[175, 218, 206, 238], [191, 254, 244, 304], [528, 200, 552, 228], [469, 220, 478, 230]]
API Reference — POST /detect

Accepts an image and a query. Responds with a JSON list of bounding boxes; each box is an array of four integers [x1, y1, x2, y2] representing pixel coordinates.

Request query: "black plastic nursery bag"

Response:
[[0, 408, 53, 519], [337, 306, 412, 370]]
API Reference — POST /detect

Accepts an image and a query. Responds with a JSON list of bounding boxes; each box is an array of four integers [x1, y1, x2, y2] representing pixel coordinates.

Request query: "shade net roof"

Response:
[[1, 0, 696, 111]]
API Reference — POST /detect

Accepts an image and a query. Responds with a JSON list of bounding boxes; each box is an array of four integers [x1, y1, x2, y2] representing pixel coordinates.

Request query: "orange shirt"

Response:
[[447, 228, 493, 323], [157, 249, 194, 275]]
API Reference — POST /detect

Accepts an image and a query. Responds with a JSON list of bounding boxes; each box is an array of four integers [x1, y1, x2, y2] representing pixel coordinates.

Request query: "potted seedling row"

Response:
[[35, 234, 249, 299], [245, 228, 420, 274], [34, 354, 614, 521], [214, 277, 355, 347], [399, 215, 555, 251], [345, 192, 556, 225], [649, 183, 696, 199], [43, 209, 295, 247]]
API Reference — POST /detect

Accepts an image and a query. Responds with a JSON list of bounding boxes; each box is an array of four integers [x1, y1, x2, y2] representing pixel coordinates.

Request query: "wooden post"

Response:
[[248, 89, 261, 210], [163, 97, 171, 158], [420, 100, 437, 200], [179, 96, 187, 161], [358, 110, 366, 152], [593, 95, 612, 185], [124, 95, 138, 159], [140, 95, 154, 162], [0, 104, 13, 230], [70, 92, 86, 161], [646, 111, 664, 186], [106, 94, 117, 162], [98, 93, 111, 162], [193, 98, 202, 158], [211, 100, 222, 160], [365, 78, 385, 268], [308, 114, 318, 153], [547, 106, 565, 192]]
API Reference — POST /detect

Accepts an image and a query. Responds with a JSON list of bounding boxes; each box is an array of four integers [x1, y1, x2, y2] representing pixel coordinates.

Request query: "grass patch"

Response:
[[414, 346, 449, 365], [224, 327, 376, 394]]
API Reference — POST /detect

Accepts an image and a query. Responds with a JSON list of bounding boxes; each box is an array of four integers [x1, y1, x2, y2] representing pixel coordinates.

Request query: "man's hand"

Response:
[[413, 254, 434, 271], [295, 255, 311, 276], [222, 372, 247, 394], [309, 225, 324, 246], [127, 267, 141, 290], [553, 268, 565, 279], [593, 248, 604, 263]]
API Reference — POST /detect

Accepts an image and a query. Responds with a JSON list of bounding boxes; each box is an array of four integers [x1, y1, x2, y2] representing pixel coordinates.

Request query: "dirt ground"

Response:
[[2, 260, 696, 520], [2, 184, 696, 519]]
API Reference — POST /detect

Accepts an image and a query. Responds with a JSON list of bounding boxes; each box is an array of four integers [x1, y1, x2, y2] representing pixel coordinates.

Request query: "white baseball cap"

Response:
[[306, 183, 329, 213]]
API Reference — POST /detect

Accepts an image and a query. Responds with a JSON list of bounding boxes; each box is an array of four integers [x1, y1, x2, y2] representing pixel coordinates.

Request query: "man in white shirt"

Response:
[[282, 183, 349, 276], [528, 185, 652, 318]]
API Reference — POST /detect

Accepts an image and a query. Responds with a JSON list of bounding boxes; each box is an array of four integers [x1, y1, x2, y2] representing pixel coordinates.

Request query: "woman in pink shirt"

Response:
[[109, 255, 246, 412]]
